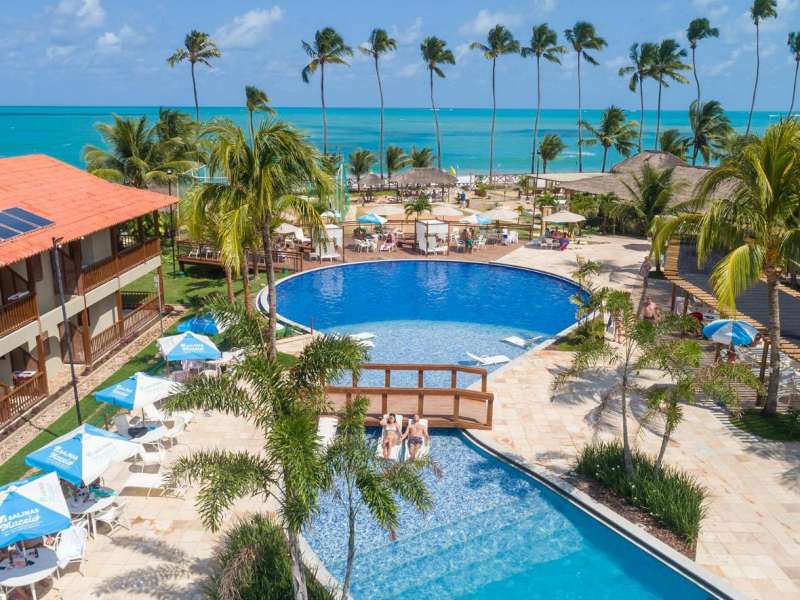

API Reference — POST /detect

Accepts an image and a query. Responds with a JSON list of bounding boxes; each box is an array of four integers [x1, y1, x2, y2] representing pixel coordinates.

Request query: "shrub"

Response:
[[205, 514, 334, 600], [576, 441, 707, 545], [475, 183, 488, 197]]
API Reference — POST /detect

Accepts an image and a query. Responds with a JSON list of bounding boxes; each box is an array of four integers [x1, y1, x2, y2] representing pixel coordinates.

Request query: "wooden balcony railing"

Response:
[[89, 292, 160, 363], [326, 363, 494, 429], [82, 238, 161, 292], [0, 293, 38, 338], [0, 372, 48, 429], [177, 241, 304, 273]]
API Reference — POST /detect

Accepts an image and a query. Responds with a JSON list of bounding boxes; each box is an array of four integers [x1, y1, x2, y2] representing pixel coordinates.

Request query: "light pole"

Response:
[[166, 168, 177, 277], [52, 237, 82, 424]]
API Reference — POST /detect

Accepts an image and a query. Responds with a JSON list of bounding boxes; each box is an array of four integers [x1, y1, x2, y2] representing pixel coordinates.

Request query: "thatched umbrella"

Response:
[[392, 167, 457, 187], [482, 207, 519, 222], [359, 173, 384, 188]]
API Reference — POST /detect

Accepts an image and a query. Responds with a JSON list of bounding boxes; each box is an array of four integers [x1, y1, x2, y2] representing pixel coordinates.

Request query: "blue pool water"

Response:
[[304, 430, 711, 600]]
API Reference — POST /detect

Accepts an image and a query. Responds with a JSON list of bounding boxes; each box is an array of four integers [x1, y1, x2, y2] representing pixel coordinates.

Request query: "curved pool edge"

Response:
[[460, 429, 747, 600]]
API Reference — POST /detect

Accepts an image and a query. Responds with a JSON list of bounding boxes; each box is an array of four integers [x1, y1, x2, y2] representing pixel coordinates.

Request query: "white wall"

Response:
[[89, 294, 117, 335]]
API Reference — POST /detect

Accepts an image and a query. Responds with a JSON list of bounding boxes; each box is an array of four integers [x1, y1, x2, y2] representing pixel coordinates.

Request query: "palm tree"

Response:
[[166, 30, 221, 121], [651, 39, 691, 149], [165, 310, 367, 600], [409, 146, 433, 168], [688, 100, 732, 165], [420, 37, 456, 170], [404, 196, 432, 220], [659, 129, 690, 160], [245, 85, 274, 144], [386, 145, 409, 179], [581, 106, 638, 172], [348, 148, 376, 188], [538, 133, 566, 173], [686, 18, 719, 105], [618, 42, 657, 152], [83, 115, 198, 188], [360, 29, 397, 180], [326, 396, 436, 599], [653, 121, 800, 416], [302, 28, 353, 155], [521, 24, 565, 174], [564, 22, 607, 173], [788, 32, 800, 116], [746, 0, 779, 135], [190, 119, 331, 357], [470, 25, 520, 182]]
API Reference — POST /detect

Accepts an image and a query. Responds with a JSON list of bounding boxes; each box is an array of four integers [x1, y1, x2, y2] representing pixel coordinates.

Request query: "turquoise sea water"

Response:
[[0, 105, 781, 173]]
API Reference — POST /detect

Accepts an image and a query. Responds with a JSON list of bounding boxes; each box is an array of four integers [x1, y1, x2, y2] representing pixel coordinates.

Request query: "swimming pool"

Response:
[[303, 430, 715, 600]]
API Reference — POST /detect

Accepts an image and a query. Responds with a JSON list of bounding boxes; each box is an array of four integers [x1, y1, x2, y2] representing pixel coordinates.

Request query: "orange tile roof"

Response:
[[0, 154, 175, 266]]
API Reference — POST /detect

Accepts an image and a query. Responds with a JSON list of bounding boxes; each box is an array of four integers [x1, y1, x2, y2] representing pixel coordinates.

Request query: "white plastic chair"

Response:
[[93, 501, 130, 537], [114, 414, 131, 438], [161, 417, 186, 447], [54, 523, 89, 577]]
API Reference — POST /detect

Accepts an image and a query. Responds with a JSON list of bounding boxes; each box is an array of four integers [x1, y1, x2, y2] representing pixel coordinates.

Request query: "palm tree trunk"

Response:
[[261, 219, 278, 360], [654, 419, 673, 475], [655, 75, 664, 149], [376, 56, 385, 180], [190, 62, 200, 121], [692, 140, 700, 166], [224, 265, 234, 303], [430, 68, 442, 170], [341, 500, 356, 600], [692, 46, 701, 106], [621, 373, 634, 476], [248, 110, 255, 145], [601, 147, 608, 173], [321, 63, 328, 155], [286, 529, 309, 600], [746, 23, 760, 136], [763, 272, 782, 416], [577, 53, 583, 173], [242, 253, 252, 314], [542, 159, 548, 174], [531, 57, 542, 174], [638, 77, 645, 153], [790, 60, 799, 117], [489, 58, 497, 183]]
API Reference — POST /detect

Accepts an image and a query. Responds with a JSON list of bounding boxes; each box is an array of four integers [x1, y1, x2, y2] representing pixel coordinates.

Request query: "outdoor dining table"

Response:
[[0, 547, 58, 600], [66, 488, 117, 536]]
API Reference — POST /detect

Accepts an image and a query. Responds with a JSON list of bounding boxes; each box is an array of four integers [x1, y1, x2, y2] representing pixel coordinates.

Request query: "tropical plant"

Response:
[[360, 29, 397, 179], [245, 85, 274, 144], [409, 146, 434, 168], [651, 39, 691, 148], [746, 0, 779, 135], [302, 28, 353, 155], [658, 129, 690, 160], [166, 30, 221, 121], [190, 119, 331, 357], [325, 396, 436, 599], [581, 106, 638, 172], [686, 18, 719, 105], [538, 133, 566, 173], [788, 32, 800, 116], [651, 120, 800, 416], [712, 130, 759, 160], [618, 42, 657, 152], [165, 316, 367, 600], [564, 22, 607, 172], [404, 195, 432, 220], [688, 100, 732, 165], [522, 24, 566, 174], [319, 153, 342, 177], [386, 145, 410, 179], [470, 25, 520, 182], [420, 37, 456, 170], [348, 148, 376, 188]]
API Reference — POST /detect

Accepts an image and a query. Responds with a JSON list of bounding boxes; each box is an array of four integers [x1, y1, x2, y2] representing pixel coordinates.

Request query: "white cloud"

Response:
[[391, 17, 423, 45], [54, 0, 105, 28], [45, 44, 76, 62], [604, 55, 628, 71], [532, 0, 558, 14], [459, 9, 522, 36], [454, 43, 473, 62], [691, 0, 728, 19], [704, 48, 742, 76], [215, 7, 284, 49], [397, 63, 420, 78], [96, 31, 120, 51]]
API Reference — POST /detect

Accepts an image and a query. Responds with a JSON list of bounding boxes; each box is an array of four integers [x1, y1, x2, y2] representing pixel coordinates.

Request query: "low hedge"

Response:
[[576, 441, 707, 545]]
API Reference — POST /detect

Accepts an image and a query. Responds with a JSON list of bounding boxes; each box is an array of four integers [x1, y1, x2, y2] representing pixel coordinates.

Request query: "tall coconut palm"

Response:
[[190, 119, 331, 358], [409, 146, 433, 168], [166, 30, 221, 121], [538, 133, 566, 173], [686, 18, 719, 105], [420, 37, 456, 170], [348, 148, 376, 188], [581, 106, 638, 172], [618, 42, 657, 152], [688, 99, 732, 165], [651, 39, 691, 148], [386, 145, 409, 179], [652, 121, 800, 415], [659, 129, 691, 160], [788, 32, 800, 116], [301, 28, 353, 155], [470, 25, 520, 182], [521, 24, 566, 174], [245, 85, 274, 144], [746, 0, 779, 135], [360, 29, 397, 180]]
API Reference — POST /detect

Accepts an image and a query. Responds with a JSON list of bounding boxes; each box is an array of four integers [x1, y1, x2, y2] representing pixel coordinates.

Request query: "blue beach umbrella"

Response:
[[0, 473, 71, 547], [95, 372, 182, 411], [156, 331, 221, 361], [460, 213, 491, 226], [702, 319, 759, 346], [176, 313, 225, 336], [357, 212, 387, 225], [25, 424, 141, 487]]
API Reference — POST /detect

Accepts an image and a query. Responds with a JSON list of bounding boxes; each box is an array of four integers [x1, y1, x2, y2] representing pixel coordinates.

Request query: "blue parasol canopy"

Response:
[[0, 473, 71, 546], [702, 319, 759, 346]]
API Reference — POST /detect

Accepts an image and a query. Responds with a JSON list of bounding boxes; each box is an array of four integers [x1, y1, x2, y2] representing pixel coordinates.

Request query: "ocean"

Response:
[[0, 106, 782, 174]]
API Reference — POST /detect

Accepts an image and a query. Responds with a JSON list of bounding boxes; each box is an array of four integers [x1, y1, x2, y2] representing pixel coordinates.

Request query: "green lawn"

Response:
[[551, 318, 605, 351], [730, 408, 800, 442]]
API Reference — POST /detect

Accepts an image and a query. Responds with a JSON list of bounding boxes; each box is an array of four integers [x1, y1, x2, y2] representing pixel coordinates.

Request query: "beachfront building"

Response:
[[0, 155, 174, 432]]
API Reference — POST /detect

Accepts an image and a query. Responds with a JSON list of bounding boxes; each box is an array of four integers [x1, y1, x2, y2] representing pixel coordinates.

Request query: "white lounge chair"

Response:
[[320, 250, 341, 262], [403, 418, 430, 460], [135, 446, 165, 471], [466, 352, 511, 366], [349, 332, 376, 341], [121, 472, 183, 498], [376, 414, 403, 461], [317, 416, 338, 449], [502, 335, 544, 348]]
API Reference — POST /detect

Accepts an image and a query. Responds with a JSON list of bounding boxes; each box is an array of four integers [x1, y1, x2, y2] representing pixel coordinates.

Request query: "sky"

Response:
[[2, 0, 800, 111]]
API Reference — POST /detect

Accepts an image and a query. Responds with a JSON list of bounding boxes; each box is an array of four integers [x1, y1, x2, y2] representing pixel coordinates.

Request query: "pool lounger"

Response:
[[349, 332, 376, 341], [376, 414, 404, 461], [467, 352, 511, 366], [317, 416, 338, 449], [502, 335, 544, 348], [404, 418, 430, 460]]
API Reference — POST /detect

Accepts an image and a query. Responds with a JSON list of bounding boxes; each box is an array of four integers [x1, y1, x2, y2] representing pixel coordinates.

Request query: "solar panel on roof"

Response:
[[4, 207, 53, 227], [0, 225, 20, 241], [0, 213, 38, 233]]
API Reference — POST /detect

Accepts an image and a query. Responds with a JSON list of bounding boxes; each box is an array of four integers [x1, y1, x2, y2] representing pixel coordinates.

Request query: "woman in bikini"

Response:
[[380, 414, 403, 459]]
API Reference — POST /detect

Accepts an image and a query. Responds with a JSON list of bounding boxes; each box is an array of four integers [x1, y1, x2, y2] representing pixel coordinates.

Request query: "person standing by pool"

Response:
[[405, 414, 429, 459], [462, 227, 474, 253]]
